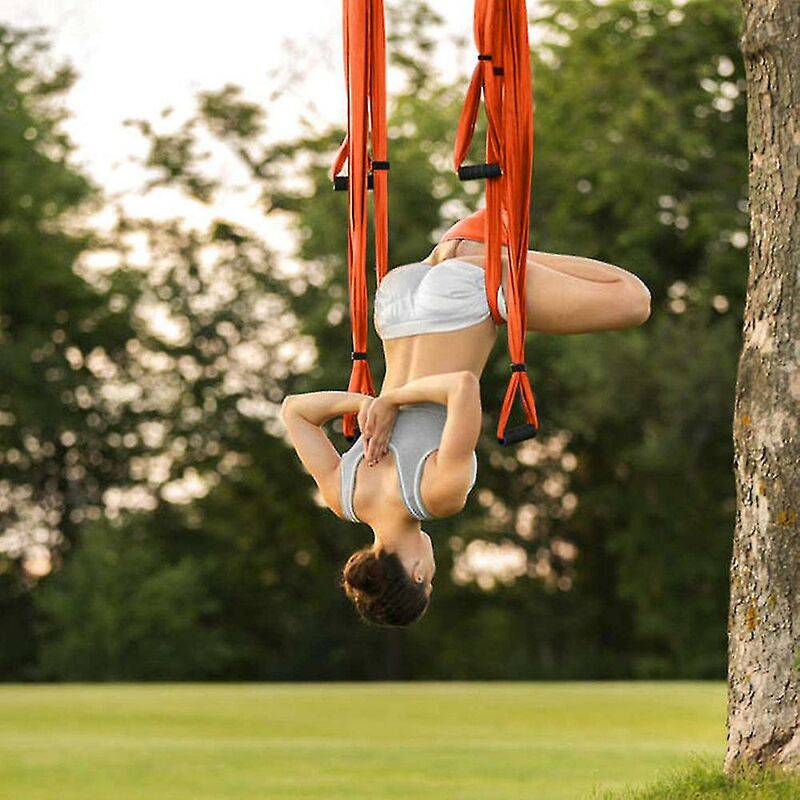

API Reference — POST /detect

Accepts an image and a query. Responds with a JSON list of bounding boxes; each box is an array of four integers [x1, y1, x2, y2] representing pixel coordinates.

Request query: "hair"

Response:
[[340, 545, 430, 627]]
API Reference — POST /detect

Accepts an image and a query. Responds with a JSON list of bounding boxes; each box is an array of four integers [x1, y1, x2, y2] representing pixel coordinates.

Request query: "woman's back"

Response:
[[330, 254, 497, 524], [339, 401, 478, 523]]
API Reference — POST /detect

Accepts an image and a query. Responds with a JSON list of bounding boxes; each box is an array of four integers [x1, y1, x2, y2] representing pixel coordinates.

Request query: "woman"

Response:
[[280, 207, 651, 627]]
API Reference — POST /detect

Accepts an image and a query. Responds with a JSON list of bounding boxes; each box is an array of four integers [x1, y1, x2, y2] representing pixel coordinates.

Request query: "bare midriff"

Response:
[[379, 251, 503, 393], [380, 318, 497, 392]]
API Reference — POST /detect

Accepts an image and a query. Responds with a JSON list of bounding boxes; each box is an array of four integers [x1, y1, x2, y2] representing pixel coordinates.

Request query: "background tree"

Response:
[[35, 516, 232, 680], [261, 0, 747, 678], [0, 24, 313, 678], [3, 0, 750, 681], [726, 0, 800, 773], [0, 23, 137, 678]]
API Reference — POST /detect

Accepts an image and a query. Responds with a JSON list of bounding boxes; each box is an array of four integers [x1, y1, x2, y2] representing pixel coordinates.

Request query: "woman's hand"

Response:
[[357, 395, 374, 437], [363, 395, 398, 465]]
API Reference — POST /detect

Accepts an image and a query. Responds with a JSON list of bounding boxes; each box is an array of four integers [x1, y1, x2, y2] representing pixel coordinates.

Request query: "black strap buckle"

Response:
[[333, 174, 375, 191]]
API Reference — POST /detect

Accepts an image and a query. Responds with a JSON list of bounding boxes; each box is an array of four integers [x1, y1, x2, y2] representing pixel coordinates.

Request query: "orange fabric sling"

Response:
[[329, 0, 389, 439], [331, 0, 538, 444], [447, 0, 540, 443]]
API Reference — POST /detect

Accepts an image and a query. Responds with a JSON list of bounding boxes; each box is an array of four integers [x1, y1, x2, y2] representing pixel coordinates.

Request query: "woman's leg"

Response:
[[507, 252, 651, 335], [449, 239, 651, 335], [527, 249, 647, 284]]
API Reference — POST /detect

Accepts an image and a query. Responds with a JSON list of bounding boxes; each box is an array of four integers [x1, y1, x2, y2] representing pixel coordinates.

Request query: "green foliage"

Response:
[[0, 560, 37, 679], [530, 0, 748, 302], [145, 422, 376, 680], [595, 755, 800, 799], [526, 0, 745, 678], [34, 518, 232, 680], [257, 0, 746, 678], [0, 23, 138, 550], [3, 0, 749, 680], [0, 23, 142, 676]]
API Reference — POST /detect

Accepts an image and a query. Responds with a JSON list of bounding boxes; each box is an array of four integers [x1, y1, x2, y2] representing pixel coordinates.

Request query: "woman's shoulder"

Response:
[[319, 459, 347, 520], [421, 449, 477, 518]]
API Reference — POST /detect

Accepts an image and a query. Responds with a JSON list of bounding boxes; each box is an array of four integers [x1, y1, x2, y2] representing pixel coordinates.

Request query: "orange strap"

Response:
[[331, 0, 538, 444], [330, 0, 390, 438], [453, 0, 506, 326], [452, 0, 540, 443]]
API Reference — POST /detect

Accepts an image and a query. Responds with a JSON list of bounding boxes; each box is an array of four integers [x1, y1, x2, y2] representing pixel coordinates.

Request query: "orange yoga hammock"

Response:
[[329, 0, 389, 439], [331, 0, 539, 444]]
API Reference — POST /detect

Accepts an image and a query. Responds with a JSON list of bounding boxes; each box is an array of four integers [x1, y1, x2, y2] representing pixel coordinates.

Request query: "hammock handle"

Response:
[[499, 424, 538, 446], [458, 163, 502, 181]]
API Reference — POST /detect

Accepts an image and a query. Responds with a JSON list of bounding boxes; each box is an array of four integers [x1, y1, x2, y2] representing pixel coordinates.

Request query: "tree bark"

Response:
[[726, 0, 800, 774]]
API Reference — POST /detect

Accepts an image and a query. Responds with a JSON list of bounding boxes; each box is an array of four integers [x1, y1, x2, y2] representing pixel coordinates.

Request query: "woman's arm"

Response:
[[381, 371, 478, 407], [280, 391, 373, 514], [368, 372, 482, 513], [282, 391, 371, 427]]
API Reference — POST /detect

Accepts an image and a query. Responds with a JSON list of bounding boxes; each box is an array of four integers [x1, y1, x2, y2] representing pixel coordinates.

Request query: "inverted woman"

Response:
[[280, 207, 651, 627]]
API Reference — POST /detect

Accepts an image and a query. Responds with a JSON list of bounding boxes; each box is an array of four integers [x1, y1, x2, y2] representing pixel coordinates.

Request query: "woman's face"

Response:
[[420, 530, 436, 597]]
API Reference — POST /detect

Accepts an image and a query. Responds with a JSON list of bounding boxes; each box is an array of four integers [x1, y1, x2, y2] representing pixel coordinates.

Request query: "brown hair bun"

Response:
[[343, 549, 382, 594], [340, 545, 430, 627]]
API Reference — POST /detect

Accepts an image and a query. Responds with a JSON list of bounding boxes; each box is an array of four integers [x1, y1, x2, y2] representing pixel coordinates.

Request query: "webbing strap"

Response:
[[453, 0, 540, 443], [330, 0, 391, 437]]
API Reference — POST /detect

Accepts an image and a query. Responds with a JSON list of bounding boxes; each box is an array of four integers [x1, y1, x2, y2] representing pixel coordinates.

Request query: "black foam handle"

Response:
[[499, 423, 538, 446], [333, 174, 375, 191], [458, 162, 502, 181]]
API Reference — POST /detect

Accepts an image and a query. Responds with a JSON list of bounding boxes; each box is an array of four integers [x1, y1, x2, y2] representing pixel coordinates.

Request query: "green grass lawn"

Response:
[[0, 681, 728, 800]]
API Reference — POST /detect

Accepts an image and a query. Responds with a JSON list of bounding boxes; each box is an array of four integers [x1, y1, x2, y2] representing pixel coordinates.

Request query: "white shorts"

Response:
[[374, 258, 508, 340]]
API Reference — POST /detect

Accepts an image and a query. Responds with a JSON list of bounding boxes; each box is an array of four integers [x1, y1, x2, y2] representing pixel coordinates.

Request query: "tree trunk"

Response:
[[726, 0, 800, 774]]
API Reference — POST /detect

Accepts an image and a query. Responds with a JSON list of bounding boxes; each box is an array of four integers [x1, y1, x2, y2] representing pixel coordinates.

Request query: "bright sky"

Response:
[[2, 1, 490, 251]]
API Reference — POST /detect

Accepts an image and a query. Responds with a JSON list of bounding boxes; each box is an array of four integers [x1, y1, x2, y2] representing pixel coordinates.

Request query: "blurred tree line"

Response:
[[0, 0, 746, 681]]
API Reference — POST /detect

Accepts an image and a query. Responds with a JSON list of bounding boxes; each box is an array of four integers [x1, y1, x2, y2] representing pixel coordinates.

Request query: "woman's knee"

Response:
[[623, 279, 652, 327]]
